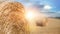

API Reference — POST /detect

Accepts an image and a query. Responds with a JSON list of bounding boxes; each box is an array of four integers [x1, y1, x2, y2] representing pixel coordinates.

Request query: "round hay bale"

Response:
[[0, 2, 30, 34]]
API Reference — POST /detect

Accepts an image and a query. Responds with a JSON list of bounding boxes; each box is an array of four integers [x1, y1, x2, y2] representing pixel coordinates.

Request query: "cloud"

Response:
[[43, 5, 52, 10]]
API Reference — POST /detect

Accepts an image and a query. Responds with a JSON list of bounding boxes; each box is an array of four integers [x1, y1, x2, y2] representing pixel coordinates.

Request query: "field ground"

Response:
[[30, 18, 60, 34]]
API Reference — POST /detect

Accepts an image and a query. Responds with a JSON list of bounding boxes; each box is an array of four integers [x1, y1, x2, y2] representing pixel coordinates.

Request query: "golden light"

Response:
[[25, 11, 35, 20], [24, 10, 37, 31]]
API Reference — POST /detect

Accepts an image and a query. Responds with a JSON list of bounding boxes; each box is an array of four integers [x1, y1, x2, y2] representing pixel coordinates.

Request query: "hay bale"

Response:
[[0, 2, 30, 34]]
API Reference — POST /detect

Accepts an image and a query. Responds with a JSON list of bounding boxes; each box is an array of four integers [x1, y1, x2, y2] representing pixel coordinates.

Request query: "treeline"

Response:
[[48, 17, 60, 19]]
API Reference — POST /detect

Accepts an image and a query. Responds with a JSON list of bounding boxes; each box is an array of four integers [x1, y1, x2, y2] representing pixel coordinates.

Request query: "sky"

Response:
[[2, 0, 60, 17]]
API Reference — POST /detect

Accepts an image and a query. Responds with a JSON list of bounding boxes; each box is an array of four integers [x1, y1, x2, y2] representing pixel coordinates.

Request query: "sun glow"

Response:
[[25, 11, 35, 20], [24, 10, 37, 31]]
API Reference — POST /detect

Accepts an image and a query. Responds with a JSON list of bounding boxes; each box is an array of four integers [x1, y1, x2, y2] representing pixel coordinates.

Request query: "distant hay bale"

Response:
[[0, 2, 29, 34]]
